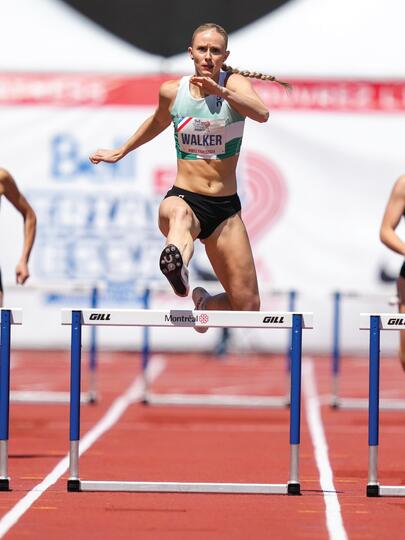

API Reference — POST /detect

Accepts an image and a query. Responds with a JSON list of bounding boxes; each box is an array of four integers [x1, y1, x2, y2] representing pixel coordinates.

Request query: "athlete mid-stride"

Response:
[[90, 22, 289, 330], [380, 175, 405, 370]]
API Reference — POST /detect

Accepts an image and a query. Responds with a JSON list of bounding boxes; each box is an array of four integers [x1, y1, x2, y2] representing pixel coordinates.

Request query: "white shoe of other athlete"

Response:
[[192, 287, 210, 333]]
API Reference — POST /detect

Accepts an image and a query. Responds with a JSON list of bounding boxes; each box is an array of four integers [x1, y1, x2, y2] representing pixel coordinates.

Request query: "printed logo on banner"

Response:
[[29, 188, 163, 304], [239, 151, 287, 242], [51, 134, 135, 181]]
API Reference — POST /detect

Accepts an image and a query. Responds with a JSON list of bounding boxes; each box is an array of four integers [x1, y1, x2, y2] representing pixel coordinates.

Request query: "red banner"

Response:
[[0, 73, 404, 112]]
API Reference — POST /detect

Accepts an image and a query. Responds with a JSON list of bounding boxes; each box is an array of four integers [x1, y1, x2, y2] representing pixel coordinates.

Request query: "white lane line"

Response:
[[0, 357, 165, 538], [303, 358, 348, 540]]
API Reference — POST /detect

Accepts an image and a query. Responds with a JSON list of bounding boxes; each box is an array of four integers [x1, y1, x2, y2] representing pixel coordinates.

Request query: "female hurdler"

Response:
[[90, 22, 288, 331], [380, 175, 405, 369]]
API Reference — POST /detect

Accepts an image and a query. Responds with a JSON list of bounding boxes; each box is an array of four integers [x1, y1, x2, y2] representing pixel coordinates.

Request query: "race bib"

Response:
[[176, 117, 226, 156]]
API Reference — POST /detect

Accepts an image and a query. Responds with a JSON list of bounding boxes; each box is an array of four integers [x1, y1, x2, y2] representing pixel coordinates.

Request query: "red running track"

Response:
[[1, 350, 405, 539]]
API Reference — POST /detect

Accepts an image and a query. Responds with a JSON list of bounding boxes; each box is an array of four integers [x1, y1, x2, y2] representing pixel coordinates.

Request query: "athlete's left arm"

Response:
[[1, 170, 37, 284], [191, 74, 269, 122], [223, 74, 269, 122]]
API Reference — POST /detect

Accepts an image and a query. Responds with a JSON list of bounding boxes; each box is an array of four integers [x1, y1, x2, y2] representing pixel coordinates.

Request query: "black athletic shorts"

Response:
[[400, 261, 405, 279], [164, 186, 241, 239]]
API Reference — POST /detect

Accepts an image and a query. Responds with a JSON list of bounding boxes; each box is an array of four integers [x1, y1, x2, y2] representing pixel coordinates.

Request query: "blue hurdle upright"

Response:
[[361, 313, 405, 496], [331, 291, 405, 410], [63, 307, 313, 495], [0, 309, 22, 490], [141, 289, 297, 409]]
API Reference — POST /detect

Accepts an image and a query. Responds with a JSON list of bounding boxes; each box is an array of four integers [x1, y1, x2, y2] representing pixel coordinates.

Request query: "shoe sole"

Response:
[[159, 245, 189, 297], [194, 325, 208, 333], [192, 287, 209, 333]]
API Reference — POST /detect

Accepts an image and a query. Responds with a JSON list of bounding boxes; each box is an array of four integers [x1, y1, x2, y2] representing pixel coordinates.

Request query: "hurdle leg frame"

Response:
[[330, 291, 341, 408], [87, 286, 99, 404], [0, 309, 22, 491], [10, 285, 99, 406], [67, 311, 82, 492], [363, 313, 405, 497], [140, 288, 151, 404], [0, 310, 11, 490], [367, 315, 380, 496], [141, 290, 296, 410], [332, 295, 405, 411], [66, 309, 312, 494], [287, 312, 302, 494]]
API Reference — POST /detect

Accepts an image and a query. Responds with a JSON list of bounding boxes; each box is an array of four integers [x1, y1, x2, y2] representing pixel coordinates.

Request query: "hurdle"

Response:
[[7, 282, 100, 405], [0, 309, 22, 491], [361, 313, 405, 496], [63, 307, 313, 494], [331, 291, 405, 410], [141, 288, 297, 409]]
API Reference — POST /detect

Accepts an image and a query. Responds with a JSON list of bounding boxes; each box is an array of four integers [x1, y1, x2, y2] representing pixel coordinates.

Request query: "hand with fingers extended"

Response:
[[190, 76, 224, 97], [89, 148, 124, 164]]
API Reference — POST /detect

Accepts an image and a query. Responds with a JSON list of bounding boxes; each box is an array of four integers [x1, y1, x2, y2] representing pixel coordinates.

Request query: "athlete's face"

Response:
[[189, 30, 229, 80]]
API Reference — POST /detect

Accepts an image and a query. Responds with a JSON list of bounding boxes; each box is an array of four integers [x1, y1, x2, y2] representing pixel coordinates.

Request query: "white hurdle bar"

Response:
[[361, 313, 405, 496], [62, 308, 313, 495], [331, 292, 405, 410], [0, 309, 22, 490]]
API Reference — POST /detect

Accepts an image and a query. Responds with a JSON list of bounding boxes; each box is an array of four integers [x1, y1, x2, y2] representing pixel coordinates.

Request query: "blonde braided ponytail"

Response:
[[222, 63, 291, 90]]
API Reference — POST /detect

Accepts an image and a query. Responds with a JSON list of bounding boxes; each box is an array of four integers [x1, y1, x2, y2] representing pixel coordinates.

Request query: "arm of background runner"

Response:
[[380, 175, 405, 255], [89, 80, 178, 164], [0, 169, 37, 284]]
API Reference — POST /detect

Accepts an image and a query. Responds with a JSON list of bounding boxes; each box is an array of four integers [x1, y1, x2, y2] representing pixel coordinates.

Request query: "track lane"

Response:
[[315, 355, 405, 539], [2, 353, 329, 539]]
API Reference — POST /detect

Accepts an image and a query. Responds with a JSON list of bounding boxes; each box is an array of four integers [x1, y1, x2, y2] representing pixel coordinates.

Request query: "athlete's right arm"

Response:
[[89, 80, 178, 164], [0, 168, 37, 284], [380, 175, 405, 255]]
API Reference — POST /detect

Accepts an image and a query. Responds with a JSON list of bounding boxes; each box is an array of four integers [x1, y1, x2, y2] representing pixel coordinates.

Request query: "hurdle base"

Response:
[[367, 483, 380, 497], [143, 393, 290, 409], [287, 482, 301, 495], [0, 478, 10, 491], [331, 397, 405, 411], [76, 480, 289, 494], [87, 391, 98, 405], [11, 391, 97, 405], [368, 485, 405, 497], [67, 479, 81, 492], [330, 396, 339, 410]]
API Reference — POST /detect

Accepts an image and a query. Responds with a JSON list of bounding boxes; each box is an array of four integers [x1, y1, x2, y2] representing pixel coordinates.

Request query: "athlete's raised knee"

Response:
[[169, 205, 193, 225]]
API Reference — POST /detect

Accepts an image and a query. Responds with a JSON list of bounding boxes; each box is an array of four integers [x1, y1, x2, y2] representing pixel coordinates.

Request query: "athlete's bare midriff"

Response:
[[175, 155, 240, 196]]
